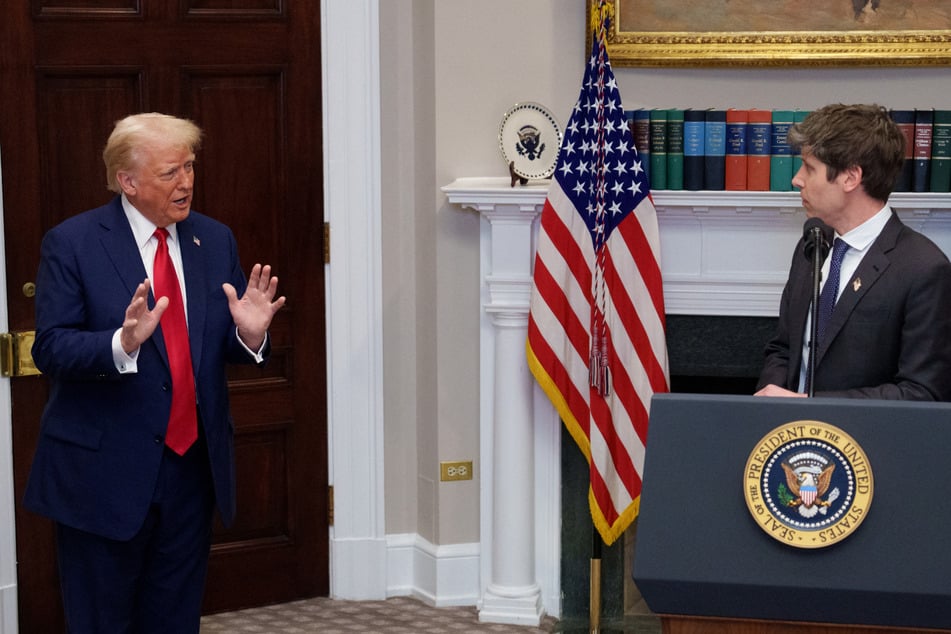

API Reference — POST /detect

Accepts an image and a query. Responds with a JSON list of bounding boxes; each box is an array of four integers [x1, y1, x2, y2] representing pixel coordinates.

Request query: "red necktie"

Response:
[[153, 228, 198, 455]]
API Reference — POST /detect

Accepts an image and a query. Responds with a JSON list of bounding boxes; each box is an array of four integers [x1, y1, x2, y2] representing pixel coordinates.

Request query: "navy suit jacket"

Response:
[[24, 196, 265, 540], [757, 212, 951, 400]]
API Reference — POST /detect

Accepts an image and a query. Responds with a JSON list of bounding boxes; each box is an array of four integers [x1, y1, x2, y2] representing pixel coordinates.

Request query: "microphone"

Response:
[[802, 217, 831, 262]]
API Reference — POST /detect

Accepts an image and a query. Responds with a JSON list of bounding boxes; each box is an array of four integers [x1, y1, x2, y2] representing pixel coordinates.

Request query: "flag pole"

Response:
[[590, 530, 602, 633], [591, 7, 606, 630]]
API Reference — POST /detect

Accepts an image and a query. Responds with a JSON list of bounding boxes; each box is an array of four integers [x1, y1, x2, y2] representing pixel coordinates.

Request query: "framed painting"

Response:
[[587, 0, 951, 67]]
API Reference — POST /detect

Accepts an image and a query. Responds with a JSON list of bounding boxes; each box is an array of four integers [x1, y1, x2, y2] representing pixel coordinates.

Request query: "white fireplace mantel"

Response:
[[446, 176, 951, 318], [442, 175, 951, 624]]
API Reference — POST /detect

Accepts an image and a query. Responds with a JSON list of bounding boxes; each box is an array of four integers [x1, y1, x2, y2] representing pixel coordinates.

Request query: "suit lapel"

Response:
[[97, 198, 173, 368], [99, 198, 149, 300], [816, 213, 901, 362]]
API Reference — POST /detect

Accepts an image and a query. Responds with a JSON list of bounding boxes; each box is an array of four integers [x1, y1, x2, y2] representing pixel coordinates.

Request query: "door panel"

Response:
[[0, 1, 327, 630]]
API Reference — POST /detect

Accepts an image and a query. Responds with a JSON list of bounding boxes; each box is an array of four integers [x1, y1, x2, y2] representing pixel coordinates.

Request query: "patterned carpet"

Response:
[[201, 596, 560, 633]]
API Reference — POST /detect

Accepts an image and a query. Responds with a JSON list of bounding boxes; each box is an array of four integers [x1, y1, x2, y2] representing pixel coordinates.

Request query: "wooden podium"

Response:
[[662, 615, 941, 634], [633, 394, 951, 633]]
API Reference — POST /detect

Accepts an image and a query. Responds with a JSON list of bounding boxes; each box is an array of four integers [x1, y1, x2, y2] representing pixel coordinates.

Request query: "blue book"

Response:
[[683, 109, 706, 190], [747, 109, 771, 191], [704, 109, 726, 190]]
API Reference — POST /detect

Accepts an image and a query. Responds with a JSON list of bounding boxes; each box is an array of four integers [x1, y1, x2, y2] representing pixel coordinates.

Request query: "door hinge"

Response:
[[328, 485, 334, 526], [0, 330, 41, 377], [324, 222, 330, 264]]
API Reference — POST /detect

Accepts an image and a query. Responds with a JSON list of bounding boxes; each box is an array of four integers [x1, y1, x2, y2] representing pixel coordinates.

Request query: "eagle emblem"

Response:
[[515, 124, 545, 161], [745, 421, 874, 548], [780, 460, 839, 518]]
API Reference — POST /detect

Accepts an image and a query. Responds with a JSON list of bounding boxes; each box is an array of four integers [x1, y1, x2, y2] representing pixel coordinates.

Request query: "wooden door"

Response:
[[0, 1, 328, 631]]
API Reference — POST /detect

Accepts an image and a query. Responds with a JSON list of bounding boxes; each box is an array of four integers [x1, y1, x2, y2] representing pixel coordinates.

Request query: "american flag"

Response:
[[526, 5, 669, 546]]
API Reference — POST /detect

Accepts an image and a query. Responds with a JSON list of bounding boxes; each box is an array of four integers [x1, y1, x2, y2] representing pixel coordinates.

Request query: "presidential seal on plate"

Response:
[[499, 102, 562, 181], [743, 420, 873, 549]]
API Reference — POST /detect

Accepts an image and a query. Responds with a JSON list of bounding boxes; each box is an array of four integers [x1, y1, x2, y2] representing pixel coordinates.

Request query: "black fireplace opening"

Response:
[[666, 314, 776, 395]]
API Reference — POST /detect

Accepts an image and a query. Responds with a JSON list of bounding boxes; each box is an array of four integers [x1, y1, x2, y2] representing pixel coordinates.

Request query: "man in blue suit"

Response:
[[23, 112, 286, 632]]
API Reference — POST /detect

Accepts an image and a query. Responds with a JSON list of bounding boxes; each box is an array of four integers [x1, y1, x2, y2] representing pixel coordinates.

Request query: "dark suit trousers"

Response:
[[55, 438, 215, 634]]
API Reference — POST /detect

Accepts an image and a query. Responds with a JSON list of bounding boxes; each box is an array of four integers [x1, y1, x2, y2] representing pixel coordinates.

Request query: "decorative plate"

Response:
[[498, 102, 562, 180]]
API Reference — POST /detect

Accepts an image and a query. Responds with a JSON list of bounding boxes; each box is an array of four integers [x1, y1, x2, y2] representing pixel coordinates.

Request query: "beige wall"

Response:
[[381, 0, 951, 544]]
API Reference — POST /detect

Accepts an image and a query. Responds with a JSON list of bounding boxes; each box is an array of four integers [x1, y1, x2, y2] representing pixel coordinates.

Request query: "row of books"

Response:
[[624, 108, 951, 193]]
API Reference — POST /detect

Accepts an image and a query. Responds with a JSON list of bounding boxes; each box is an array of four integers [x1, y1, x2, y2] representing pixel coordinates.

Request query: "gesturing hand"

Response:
[[222, 263, 286, 351], [120, 279, 168, 354]]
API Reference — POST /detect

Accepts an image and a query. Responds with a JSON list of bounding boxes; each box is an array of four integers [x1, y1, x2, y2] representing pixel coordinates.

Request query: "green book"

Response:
[[666, 109, 685, 190], [649, 109, 668, 190], [769, 110, 794, 191], [931, 110, 951, 192], [632, 109, 652, 183], [791, 110, 810, 179]]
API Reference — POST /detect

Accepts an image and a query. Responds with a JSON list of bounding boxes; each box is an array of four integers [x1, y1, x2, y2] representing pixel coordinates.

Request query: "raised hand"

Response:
[[222, 263, 286, 351], [120, 279, 168, 354]]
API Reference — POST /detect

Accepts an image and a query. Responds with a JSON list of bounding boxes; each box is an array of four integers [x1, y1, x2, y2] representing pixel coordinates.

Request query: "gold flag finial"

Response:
[[590, 0, 615, 38]]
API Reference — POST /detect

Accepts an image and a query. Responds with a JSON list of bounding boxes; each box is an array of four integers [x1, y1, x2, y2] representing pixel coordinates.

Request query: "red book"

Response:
[[725, 109, 749, 191], [746, 109, 772, 191]]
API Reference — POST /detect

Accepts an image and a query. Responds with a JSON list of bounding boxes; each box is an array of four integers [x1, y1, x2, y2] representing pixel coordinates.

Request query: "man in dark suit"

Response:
[[756, 103, 951, 400], [23, 112, 285, 632]]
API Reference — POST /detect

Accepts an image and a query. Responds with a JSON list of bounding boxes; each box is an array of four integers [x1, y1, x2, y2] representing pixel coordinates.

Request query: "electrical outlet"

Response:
[[440, 460, 473, 481]]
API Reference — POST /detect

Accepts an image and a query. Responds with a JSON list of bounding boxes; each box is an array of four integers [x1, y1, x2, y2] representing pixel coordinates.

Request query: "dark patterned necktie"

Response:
[[153, 228, 197, 455], [816, 237, 849, 346]]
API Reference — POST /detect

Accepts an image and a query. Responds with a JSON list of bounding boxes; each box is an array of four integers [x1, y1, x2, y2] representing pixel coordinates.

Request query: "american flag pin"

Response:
[[852, 278, 861, 292], [193, 236, 201, 246]]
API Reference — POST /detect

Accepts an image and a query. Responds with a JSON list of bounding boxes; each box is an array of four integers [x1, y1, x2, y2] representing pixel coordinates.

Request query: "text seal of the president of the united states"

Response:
[[744, 420, 873, 549]]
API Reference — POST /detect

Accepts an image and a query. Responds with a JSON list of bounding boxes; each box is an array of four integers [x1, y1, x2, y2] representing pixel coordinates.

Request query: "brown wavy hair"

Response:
[[788, 103, 904, 203]]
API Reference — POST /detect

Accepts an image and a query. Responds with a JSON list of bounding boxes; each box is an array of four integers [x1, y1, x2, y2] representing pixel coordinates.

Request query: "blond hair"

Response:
[[103, 113, 203, 193]]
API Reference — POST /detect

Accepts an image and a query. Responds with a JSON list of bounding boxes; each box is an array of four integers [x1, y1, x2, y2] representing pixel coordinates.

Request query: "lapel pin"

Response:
[[852, 278, 862, 292], [193, 236, 201, 247]]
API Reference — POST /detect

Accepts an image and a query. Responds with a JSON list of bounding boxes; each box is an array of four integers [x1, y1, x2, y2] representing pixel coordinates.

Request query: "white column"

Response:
[[480, 308, 542, 624], [444, 178, 551, 624]]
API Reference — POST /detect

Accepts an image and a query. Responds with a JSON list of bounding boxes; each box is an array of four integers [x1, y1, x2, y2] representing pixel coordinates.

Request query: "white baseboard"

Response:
[[385, 533, 480, 606], [0, 583, 17, 634]]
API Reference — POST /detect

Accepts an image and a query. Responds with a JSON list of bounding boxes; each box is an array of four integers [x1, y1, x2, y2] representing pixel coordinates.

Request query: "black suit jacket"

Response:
[[758, 212, 951, 400]]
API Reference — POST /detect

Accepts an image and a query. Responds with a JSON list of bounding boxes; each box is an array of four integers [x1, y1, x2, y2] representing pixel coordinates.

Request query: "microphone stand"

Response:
[[806, 226, 824, 397]]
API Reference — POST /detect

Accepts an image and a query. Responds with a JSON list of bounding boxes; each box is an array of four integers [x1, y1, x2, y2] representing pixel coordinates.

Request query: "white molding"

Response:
[[445, 178, 951, 317], [322, 0, 387, 600], [386, 534, 481, 607], [0, 147, 16, 634]]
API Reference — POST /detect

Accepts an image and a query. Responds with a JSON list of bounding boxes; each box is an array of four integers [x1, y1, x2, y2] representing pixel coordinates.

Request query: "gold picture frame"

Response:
[[587, 0, 951, 67]]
